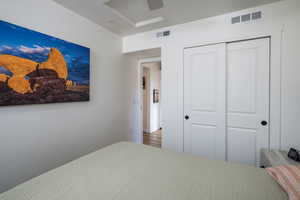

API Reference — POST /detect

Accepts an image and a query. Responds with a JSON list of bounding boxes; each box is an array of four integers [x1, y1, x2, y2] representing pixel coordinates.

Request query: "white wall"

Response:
[[143, 67, 150, 132], [143, 62, 161, 133], [123, 0, 300, 152], [281, 3, 300, 151], [123, 55, 140, 143], [0, 0, 127, 193]]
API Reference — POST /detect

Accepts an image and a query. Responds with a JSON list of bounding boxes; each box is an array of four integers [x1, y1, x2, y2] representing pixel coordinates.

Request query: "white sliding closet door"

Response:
[[183, 38, 270, 166], [226, 38, 270, 166], [184, 44, 226, 161]]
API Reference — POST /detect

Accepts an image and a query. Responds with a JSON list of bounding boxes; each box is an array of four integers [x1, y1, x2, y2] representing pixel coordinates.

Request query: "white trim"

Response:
[[137, 57, 161, 144]]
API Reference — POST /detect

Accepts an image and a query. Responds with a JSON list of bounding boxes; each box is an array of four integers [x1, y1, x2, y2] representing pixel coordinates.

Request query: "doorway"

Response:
[[141, 60, 162, 148]]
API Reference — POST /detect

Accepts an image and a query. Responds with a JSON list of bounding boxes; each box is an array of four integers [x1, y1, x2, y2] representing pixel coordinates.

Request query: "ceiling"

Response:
[[53, 0, 282, 36]]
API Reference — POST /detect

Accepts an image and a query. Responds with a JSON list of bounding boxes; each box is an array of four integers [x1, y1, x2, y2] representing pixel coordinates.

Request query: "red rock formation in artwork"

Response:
[[0, 48, 68, 94]]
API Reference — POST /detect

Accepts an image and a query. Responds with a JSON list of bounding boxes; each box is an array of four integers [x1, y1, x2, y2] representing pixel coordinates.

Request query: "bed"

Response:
[[0, 142, 287, 200]]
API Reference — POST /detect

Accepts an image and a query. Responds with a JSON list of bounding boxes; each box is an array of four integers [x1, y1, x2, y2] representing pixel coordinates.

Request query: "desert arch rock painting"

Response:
[[0, 20, 90, 106]]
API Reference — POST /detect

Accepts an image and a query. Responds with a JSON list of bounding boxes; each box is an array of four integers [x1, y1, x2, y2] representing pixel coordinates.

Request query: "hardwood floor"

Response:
[[143, 129, 161, 148]]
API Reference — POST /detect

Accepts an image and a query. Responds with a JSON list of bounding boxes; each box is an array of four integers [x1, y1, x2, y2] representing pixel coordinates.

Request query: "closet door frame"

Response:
[[182, 35, 282, 153]]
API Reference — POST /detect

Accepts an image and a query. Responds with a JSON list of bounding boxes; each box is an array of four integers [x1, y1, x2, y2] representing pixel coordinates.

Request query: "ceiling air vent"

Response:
[[231, 11, 262, 24], [241, 14, 251, 22], [231, 16, 241, 24], [252, 11, 262, 20], [156, 30, 170, 38]]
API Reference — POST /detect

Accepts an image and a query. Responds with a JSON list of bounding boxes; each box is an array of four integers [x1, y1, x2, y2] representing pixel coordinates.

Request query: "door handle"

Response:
[[185, 115, 190, 120], [261, 121, 268, 126]]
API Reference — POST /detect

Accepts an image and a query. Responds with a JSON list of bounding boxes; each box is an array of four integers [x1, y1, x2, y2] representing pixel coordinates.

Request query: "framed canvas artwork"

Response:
[[0, 20, 90, 106]]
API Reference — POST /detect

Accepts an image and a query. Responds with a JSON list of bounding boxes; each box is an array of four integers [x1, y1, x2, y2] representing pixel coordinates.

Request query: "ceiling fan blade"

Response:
[[147, 0, 164, 10]]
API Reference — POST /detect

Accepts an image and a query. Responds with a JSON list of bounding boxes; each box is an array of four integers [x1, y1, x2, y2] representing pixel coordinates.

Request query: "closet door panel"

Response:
[[226, 38, 270, 166], [184, 44, 226, 161], [191, 125, 216, 158], [227, 128, 256, 165]]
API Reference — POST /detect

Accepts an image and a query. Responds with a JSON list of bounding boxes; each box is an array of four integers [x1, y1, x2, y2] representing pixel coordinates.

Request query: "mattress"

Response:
[[0, 142, 287, 200]]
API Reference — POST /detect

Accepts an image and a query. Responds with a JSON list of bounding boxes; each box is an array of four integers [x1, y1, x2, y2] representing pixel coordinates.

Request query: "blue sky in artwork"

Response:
[[0, 20, 90, 85]]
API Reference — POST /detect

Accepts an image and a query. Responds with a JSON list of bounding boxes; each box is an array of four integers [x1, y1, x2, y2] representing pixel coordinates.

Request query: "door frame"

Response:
[[137, 57, 161, 144], [182, 34, 282, 152]]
